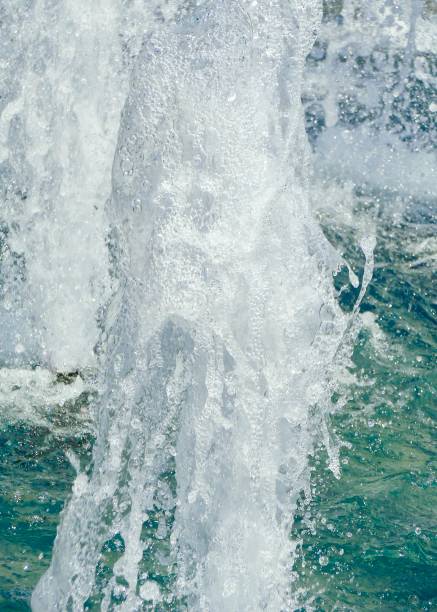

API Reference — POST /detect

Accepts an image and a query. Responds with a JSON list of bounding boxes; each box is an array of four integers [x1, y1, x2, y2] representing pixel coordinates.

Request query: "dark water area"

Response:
[[292, 203, 437, 610]]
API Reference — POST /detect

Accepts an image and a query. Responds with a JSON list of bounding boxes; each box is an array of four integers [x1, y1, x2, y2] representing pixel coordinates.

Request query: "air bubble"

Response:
[[318, 555, 329, 566]]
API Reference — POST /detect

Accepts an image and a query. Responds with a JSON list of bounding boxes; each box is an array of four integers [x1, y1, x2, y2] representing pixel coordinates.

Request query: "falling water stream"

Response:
[[29, 1, 359, 609]]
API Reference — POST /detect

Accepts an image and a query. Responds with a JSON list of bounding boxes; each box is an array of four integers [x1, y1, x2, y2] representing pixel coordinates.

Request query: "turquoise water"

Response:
[[292, 199, 437, 610], [0, 426, 74, 609], [0, 193, 435, 610]]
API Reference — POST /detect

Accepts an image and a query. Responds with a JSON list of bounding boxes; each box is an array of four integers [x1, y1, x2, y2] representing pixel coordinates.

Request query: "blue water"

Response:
[[292, 200, 437, 610]]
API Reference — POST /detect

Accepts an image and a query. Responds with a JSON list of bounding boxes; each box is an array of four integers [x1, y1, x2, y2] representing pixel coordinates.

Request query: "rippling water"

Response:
[[292, 191, 437, 610]]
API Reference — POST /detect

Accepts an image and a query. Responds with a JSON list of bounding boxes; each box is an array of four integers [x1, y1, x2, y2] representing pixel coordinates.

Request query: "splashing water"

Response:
[[22, 0, 372, 610], [0, 0, 152, 372]]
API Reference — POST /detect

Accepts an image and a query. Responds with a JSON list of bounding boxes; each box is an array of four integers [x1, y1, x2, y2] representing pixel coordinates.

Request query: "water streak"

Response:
[[29, 1, 362, 610]]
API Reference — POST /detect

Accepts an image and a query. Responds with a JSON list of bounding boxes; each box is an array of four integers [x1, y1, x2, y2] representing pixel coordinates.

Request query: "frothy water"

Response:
[[304, 0, 436, 203], [0, 0, 153, 372], [1, 1, 379, 610]]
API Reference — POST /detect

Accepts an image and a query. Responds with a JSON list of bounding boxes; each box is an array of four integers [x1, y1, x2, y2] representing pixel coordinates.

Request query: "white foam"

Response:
[[316, 126, 436, 203], [0, 367, 90, 433], [304, 0, 436, 206], [0, 0, 158, 372], [31, 1, 363, 610]]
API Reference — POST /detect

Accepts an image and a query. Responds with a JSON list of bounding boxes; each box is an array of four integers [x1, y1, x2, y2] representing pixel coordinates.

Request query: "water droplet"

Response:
[[318, 555, 329, 567], [140, 580, 162, 602], [121, 158, 134, 175]]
